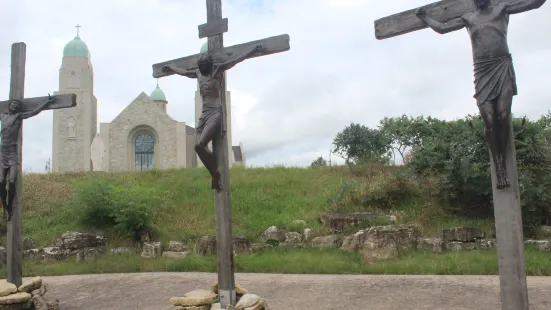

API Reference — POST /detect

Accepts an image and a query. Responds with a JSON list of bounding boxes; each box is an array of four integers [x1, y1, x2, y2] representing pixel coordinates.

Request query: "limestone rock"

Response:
[[0, 300, 33, 310], [320, 212, 378, 232], [363, 224, 419, 261], [162, 251, 189, 259], [476, 239, 496, 249], [22, 249, 45, 261], [311, 235, 343, 248], [232, 235, 252, 254], [278, 242, 304, 249], [31, 295, 46, 310], [284, 232, 302, 244], [445, 241, 477, 251], [18, 277, 42, 293], [243, 301, 265, 310], [341, 231, 365, 252], [75, 247, 105, 262], [169, 294, 215, 307], [168, 241, 188, 252], [46, 298, 60, 310], [260, 227, 286, 243], [30, 283, 48, 298], [303, 228, 313, 242], [22, 238, 34, 251], [525, 240, 551, 251], [235, 294, 263, 309], [211, 303, 222, 310], [196, 236, 251, 256], [42, 247, 71, 262], [0, 281, 17, 297], [0, 292, 31, 305], [291, 220, 307, 227], [442, 227, 484, 242], [173, 306, 210, 310], [417, 238, 444, 252], [54, 231, 106, 250], [141, 242, 161, 258], [110, 247, 136, 255], [249, 243, 272, 253], [184, 289, 216, 299]]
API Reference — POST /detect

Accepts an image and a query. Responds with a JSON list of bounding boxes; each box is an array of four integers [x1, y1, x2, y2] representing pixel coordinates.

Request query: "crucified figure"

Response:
[[415, 0, 546, 189], [162, 44, 263, 189], [0, 95, 56, 221]]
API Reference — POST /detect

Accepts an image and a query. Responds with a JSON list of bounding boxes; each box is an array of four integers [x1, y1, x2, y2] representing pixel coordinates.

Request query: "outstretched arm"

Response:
[[505, 0, 546, 14], [161, 65, 198, 79], [415, 8, 466, 34], [21, 95, 56, 119], [216, 44, 263, 73]]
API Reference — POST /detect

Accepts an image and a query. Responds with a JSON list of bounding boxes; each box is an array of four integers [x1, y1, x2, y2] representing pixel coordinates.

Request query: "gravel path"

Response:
[[36, 273, 551, 310]]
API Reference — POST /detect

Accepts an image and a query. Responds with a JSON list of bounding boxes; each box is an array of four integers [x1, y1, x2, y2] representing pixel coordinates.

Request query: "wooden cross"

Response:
[[1, 43, 76, 286], [152, 0, 290, 307], [374, 1, 548, 309]]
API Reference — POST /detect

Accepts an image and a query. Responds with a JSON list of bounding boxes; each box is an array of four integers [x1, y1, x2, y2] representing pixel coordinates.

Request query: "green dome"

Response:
[[63, 35, 90, 58], [200, 42, 208, 53], [150, 85, 167, 102]]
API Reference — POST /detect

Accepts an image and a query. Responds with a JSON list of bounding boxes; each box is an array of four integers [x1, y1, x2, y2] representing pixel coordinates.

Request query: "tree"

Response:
[[310, 156, 327, 168], [332, 123, 391, 167]]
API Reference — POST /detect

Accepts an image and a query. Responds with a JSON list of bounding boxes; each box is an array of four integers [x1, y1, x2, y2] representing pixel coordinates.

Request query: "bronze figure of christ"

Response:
[[162, 44, 263, 189], [0, 95, 56, 221], [414, 0, 546, 189]]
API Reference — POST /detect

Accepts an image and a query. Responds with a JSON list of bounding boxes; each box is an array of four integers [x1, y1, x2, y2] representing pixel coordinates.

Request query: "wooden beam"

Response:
[[374, 0, 509, 40], [198, 18, 228, 38], [7, 42, 25, 287], [0, 93, 76, 114], [152, 34, 290, 78]]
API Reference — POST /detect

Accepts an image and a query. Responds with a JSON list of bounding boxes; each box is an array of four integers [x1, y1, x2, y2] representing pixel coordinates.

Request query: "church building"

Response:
[[51, 30, 246, 173]]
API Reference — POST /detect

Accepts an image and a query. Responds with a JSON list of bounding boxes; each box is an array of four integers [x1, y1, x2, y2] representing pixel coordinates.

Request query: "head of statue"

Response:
[[197, 53, 213, 75], [474, 0, 490, 9], [9, 100, 21, 113]]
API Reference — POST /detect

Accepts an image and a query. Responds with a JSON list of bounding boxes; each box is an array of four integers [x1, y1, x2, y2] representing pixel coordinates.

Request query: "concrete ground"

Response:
[[38, 273, 551, 310]]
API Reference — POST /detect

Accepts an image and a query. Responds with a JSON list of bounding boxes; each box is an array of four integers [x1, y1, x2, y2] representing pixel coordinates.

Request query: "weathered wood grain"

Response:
[[374, 0, 510, 40], [198, 18, 228, 38], [151, 34, 290, 78], [0, 93, 77, 114]]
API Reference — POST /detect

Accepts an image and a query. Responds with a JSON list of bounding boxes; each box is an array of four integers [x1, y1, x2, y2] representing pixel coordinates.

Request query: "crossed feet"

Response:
[[496, 162, 511, 190], [211, 171, 222, 190]]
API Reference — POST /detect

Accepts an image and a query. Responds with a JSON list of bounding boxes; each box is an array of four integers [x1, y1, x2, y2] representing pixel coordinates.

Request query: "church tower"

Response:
[[52, 26, 97, 172]]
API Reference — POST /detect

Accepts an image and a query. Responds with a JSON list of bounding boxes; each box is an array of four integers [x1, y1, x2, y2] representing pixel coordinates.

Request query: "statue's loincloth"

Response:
[[0, 143, 19, 168], [473, 54, 518, 105], [196, 104, 226, 135]]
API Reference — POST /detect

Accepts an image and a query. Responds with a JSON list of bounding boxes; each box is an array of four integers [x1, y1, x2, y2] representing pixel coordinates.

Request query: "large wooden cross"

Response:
[[1, 43, 76, 286], [152, 0, 290, 307], [373, 1, 547, 310]]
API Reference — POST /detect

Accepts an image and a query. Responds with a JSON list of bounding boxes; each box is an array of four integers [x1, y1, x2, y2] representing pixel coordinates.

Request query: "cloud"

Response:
[[0, 0, 550, 172]]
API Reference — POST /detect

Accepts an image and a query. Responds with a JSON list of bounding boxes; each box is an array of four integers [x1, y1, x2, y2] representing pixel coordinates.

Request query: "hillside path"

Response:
[[37, 273, 551, 309]]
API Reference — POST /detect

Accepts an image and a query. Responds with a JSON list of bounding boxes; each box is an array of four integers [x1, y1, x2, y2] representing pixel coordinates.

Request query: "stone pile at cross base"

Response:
[[169, 282, 270, 310], [0, 276, 58, 310]]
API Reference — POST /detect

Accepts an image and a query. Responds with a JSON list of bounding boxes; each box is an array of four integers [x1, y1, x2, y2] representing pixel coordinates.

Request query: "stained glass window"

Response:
[[135, 132, 155, 171]]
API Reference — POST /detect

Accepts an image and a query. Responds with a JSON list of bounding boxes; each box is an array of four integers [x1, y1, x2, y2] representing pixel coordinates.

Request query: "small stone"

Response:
[[311, 235, 343, 248], [18, 277, 42, 293], [168, 241, 188, 252], [31, 295, 47, 310], [284, 232, 302, 244], [260, 226, 286, 243], [169, 294, 215, 307], [162, 251, 189, 259], [141, 242, 161, 258], [0, 292, 32, 305], [303, 229, 313, 242], [0, 281, 17, 297], [235, 294, 263, 309], [183, 289, 216, 299]]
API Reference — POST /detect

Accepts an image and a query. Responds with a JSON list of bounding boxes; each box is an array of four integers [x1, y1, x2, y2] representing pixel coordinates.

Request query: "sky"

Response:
[[0, 0, 550, 173]]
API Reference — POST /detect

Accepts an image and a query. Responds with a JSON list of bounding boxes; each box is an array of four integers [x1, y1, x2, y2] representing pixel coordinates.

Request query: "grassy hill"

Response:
[[2, 166, 550, 277]]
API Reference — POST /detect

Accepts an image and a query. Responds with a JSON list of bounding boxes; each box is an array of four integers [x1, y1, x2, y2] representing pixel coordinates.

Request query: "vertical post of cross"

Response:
[[203, 0, 236, 307], [7, 42, 25, 286]]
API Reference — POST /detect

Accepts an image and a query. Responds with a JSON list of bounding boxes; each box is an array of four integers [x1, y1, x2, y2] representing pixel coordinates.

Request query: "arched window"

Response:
[[135, 132, 155, 171]]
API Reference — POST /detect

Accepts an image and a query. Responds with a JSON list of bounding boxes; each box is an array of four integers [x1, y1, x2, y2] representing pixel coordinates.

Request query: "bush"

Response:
[[69, 177, 161, 238]]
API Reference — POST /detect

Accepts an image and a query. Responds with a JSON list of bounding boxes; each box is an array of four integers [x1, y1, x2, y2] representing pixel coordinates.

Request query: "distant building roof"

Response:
[[233, 146, 242, 162]]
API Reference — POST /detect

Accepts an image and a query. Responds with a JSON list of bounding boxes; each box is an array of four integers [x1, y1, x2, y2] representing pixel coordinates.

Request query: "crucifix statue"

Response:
[[152, 0, 290, 307], [374, 0, 546, 309], [1, 42, 77, 286]]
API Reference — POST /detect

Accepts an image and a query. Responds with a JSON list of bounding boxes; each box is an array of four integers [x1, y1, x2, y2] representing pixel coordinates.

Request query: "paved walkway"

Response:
[[38, 273, 551, 310]]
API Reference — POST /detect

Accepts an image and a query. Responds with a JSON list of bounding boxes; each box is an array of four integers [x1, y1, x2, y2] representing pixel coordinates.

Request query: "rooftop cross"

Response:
[[75, 24, 82, 36]]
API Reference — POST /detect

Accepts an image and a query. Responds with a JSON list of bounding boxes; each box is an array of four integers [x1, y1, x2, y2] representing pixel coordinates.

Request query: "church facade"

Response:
[[52, 33, 246, 173]]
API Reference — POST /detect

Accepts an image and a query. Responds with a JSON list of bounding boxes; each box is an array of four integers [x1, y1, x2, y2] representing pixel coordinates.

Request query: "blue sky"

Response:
[[1, 0, 551, 173]]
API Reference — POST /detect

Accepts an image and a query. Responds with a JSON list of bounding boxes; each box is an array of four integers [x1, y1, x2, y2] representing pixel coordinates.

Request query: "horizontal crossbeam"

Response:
[[198, 18, 228, 38], [374, 0, 509, 40], [0, 93, 76, 114], [152, 34, 290, 78]]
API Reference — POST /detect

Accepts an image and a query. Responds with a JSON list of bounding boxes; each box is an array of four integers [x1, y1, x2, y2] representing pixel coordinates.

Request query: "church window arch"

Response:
[[134, 131, 155, 171]]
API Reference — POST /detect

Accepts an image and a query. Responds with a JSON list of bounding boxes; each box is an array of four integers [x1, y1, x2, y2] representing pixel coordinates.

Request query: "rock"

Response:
[[525, 240, 551, 251], [211, 303, 222, 310], [260, 227, 286, 243], [232, 235, 252, 254], [211, 282, 248, 295], [0, 292, 31, 305], [445, 241, 477, 251], [184, 289, 216, 299], [42, 247, 71, 262], [22, 249, 45, 260], [291, 220, 307, 227], [168, 241, 188, 252], [243, 301, 265, 310], [363, 224, 419, 261], [417, 238, 444, 252], [341, 231, 366, 252], [18, 277, 42, 293], [235, 294, 263, 309], [110, 247, 136, 255], [284, 232, 302, 244], [311, 235, 343, 248], [476, 239, 496, 249], [196, 236, 217, 256], [279, 242, 304, 249], [174, 306, 211, 310], [320, 212, 378, 232], [31, 295, 46, 310], [141, 242, 161, 258], [303, 229, 313, 242], [0, 300, 33, 310], [22, 238, 34, 251], [137, 228, 152, 243], [0, 281, 17, 297], [442, 227, 484, 242], [46, 298, 60, 310], [54, 231, 106, 250], [249, 243, 272, 253], [169, 293, 215, 307], [162, 251, 189, 259], [30, 283, 48, 298], [74, 247, 105, 262]]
